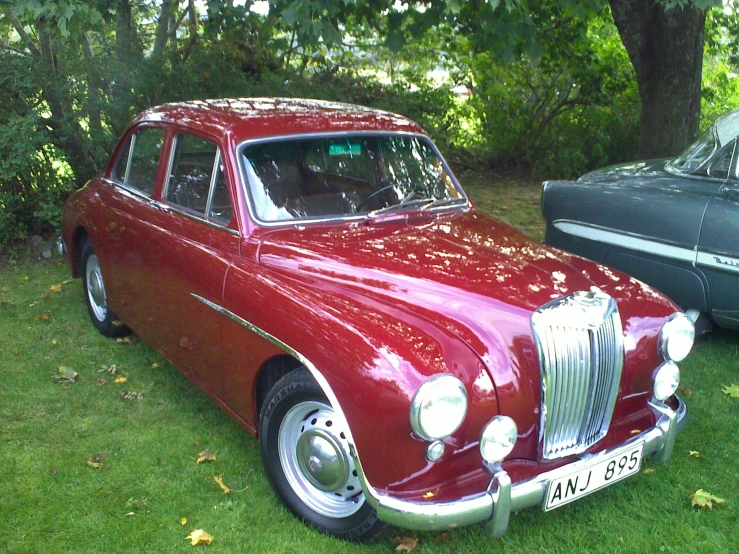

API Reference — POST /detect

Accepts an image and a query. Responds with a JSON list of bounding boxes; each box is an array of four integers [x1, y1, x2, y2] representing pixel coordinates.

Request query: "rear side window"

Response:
[[165, 133, 232, 224], [112, 127, 165, 196]]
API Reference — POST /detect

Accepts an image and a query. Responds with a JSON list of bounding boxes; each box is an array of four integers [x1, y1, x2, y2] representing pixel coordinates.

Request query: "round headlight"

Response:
[[653, 361, 680, 401], [658, 313, 695, 362], [480, 415, 518, 464], [410, 374, 467, 440]]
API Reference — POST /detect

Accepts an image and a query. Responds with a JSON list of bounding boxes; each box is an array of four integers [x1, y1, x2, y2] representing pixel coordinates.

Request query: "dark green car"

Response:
[[542, 109, 739, 330]]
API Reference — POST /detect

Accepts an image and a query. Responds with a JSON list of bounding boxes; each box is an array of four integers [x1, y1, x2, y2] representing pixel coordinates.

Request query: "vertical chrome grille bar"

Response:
[[532, 291, 624, 460]]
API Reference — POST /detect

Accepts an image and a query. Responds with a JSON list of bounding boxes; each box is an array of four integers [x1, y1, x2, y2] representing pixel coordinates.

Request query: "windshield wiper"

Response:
[[419, 197, 466, 210], [366, 192, 434, 217]]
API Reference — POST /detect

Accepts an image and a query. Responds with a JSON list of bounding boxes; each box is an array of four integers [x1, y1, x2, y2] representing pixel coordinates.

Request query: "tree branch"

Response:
[[2, 6, 41, 57], [0, 40, 28, 55]]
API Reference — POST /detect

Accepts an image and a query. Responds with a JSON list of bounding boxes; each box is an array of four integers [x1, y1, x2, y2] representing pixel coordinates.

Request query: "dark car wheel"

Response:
[[81, 239, 128, 337], [259, 367, 386, 542]]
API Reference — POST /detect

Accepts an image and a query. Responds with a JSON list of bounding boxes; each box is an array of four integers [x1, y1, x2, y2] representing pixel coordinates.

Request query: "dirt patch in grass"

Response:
[[455, 168, 545, 241]]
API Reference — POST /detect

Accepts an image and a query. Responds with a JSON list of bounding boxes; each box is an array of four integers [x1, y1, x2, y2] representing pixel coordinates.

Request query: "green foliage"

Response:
[[459, 4, 639, 177], [0, 53, 74, 248]]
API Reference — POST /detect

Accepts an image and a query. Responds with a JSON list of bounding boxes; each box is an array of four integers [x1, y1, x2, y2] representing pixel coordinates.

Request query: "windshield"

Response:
[[241, 134, 465, 223], [671, 128, 717, 172]]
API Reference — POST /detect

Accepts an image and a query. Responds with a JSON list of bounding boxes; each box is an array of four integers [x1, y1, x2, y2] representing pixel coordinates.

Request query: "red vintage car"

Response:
[[62, 98, 692, 541]]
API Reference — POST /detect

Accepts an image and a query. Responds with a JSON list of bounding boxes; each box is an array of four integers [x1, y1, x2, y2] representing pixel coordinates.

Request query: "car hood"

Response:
[[578, 158, 673, 184], [254, 209, 676, 468], [257, 210, 598, 317]]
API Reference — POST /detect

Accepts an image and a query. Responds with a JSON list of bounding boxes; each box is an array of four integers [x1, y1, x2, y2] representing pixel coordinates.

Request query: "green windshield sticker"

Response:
[[329, 143, 362, 156]]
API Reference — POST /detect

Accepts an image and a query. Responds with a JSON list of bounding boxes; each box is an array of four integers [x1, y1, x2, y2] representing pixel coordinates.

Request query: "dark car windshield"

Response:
[[241, 134, 465, 223], [670, 128, 717, 172]]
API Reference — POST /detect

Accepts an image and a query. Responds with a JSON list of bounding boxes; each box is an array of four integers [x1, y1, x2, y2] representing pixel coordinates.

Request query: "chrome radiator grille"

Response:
[[531, 291, 624, 460]]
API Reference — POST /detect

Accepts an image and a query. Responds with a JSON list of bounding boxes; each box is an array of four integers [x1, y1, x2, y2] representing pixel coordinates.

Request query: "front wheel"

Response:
[[81, 238, 128, 337], [259, 368, 386, 541]]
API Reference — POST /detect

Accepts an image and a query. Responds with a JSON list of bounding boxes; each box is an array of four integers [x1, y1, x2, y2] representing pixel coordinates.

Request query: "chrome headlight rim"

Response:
[[658, 312, 695, 363], [409, 374, 468, 441], [480, 415, 518, 464], [653, 360, 681, 402]]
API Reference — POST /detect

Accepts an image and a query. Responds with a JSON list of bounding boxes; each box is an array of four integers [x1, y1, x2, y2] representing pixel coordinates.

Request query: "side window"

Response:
[[208, 162, 233, 224], [165, 133, 232, 224], [126, 128, 165, 195], [707, 140, 735, 180], [112, 136, 132, 182]]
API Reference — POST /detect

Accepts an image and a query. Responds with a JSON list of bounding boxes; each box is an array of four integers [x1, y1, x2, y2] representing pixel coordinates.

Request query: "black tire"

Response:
[[80, 238, 129, 337], [259, 367, 386, 542]]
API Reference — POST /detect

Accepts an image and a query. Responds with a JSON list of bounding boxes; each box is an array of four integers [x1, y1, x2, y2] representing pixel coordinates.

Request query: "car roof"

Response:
[[132, 97, 425, 142]]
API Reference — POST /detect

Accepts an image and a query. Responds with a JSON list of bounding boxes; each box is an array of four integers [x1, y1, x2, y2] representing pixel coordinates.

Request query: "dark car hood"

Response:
[[578, 159, 673, 184]]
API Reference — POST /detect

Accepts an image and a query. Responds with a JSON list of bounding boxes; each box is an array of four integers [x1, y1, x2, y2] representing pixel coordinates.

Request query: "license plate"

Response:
[[544, 442, 644, 511]]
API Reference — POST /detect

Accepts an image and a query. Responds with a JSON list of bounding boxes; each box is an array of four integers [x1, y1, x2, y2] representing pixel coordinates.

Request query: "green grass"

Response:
[[1, 187, 738, 552]]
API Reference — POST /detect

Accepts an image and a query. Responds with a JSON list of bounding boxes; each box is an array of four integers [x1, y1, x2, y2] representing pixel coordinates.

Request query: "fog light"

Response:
[[426, 440, 445, 462], [480, 416, 517, 464], [653, 361, 680, 401]]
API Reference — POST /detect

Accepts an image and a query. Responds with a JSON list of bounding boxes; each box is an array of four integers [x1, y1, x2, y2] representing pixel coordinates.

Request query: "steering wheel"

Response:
[[356, 185, 399, 212]]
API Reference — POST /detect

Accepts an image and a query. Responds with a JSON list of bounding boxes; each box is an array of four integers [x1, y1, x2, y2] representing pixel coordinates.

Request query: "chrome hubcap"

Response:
[[278, 401, 364, 518], [297, 429, 348, 491], [85, 253, 108, 322]]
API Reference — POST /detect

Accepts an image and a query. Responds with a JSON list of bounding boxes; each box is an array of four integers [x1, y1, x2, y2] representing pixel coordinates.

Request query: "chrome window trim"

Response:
[[102, 178, 239, 236], [204, 149, 222, 222], [235, 131, 471, 229], [123, 133, 135, 185]]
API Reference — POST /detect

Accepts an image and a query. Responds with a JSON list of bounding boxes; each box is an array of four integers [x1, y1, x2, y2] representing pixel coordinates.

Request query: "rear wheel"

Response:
[[81, 239, 128, 337], [259, 368, 385, 541]]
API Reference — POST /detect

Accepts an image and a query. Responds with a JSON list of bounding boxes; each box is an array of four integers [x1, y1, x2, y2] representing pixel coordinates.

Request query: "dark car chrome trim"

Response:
[[235, 131, 470, 229], [552, 220, 696, 263], [695, 251, 739, 275]]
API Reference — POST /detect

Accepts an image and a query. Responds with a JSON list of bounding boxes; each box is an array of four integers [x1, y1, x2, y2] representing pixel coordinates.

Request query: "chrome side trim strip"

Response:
[[190, 293, 364, 460], [695, 251, 739, 274], [552, 220, 696, 263]]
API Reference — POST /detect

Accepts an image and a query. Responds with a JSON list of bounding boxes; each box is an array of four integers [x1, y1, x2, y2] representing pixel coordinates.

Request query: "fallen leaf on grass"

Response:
[[214, 475, 231, 494], [691, 489, 726, 509], [51, 339, 59, 346], [86, 453, 105, 469], [197, 450, 216, 464], [680, 388, 693, 397], [394, 536, 418, 552], [689, 450, 700, 458], [12, 349, 19, 355], [114, 376, 127, 384], [97, 378, 108, 386], [53, 366, 78, 383], [642, 468, 656, 475], [722, 384, 739, 399], [186, 529, 213, 546], [116, 337, 133, 345], [98, 364, 117, 374], [124, 512, 135, 517], [37, 311, 51, 323], [151, 362, 160, 368], [181, 517, 187, 526], [49, 284, 62, 293], [120, 390, 143, 401], [436, 532, 452, 543]]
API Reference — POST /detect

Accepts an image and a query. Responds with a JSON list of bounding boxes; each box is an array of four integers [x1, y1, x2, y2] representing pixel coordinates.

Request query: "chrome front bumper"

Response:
[[355, 397, 687, 538]]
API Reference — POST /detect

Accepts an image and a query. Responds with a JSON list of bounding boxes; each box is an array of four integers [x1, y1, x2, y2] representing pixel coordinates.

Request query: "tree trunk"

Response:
[[610, 0, 706, 159]]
